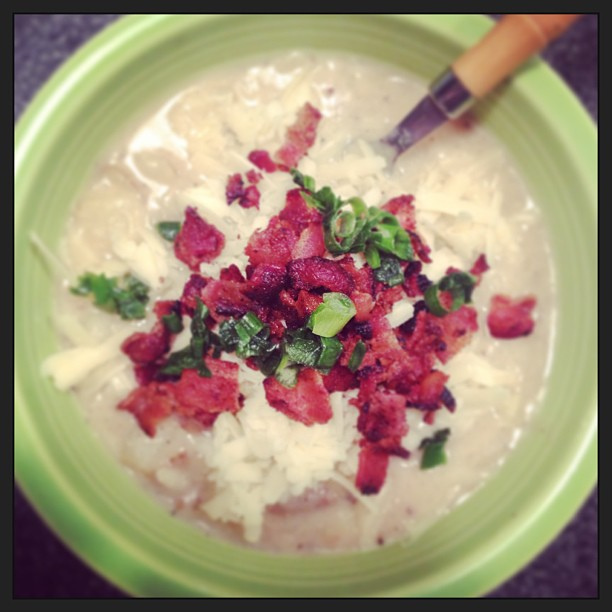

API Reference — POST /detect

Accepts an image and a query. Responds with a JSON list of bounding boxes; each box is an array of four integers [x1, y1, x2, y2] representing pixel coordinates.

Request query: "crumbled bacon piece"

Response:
[[180, 274, 208, 315], [225, 173, 261, 209], [263, 368, 332, 426], [338, 255, 375, 295], [200, 278, 255, 321], [405, 370, 449, 410], [121, 300, 181, 368], [322, 364, 358, 392], [245, 264, 287, 303], [174, 207, 225, 272], [287, 256, 355, 295], [356, 389, 408, 445], [118, 357, 240, 436], [355, 443, 390, 495], [245, 216, 297, 267], [274, 102, 322, 168], [118, 382, 176, 436], [219, 264, 246, 283], [351, 291, 375, 322], [171, 360, 241, 428], [470, 253, 490, 279], [408, 230, 432, 264], [292, 221, 326, 259], [248, 149, 278, 173], [279, 189, 322, 233], [487, 294, 536, 339], [436, 306, 479, 362]]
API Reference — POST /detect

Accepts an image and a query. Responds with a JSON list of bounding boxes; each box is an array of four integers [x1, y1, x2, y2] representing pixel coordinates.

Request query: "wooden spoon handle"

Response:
[[453, 14, 580, 98]]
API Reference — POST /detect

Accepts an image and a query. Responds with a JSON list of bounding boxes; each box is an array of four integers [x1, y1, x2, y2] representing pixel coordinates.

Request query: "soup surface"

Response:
[[43, 51, 555, 552]]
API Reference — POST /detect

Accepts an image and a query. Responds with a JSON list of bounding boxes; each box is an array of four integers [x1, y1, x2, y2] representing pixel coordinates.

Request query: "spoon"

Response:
[[381, 14, 580, 159]]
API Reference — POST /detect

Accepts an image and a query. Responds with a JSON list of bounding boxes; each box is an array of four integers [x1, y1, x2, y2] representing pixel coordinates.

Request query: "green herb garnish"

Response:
[[217, 312, 279, 367], [347, 340, 367, 372], [291, 169, 414, 273], [161, 311, 184, 334], [156, 221, 182, 242], [424, 271, 477, 317], [71, 272, 150, 320], [307, 292, 356, 338], [159, 299, 212, 377], [373, 255, 404, 287], [419, 428, 451, 469]]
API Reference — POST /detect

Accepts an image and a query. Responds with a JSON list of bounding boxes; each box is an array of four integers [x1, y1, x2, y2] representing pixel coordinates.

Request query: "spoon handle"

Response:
[[452, 14, 580, 99]]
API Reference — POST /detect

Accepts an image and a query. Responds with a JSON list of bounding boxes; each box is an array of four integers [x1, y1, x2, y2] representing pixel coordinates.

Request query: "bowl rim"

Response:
[[15, 14, 597, 597]]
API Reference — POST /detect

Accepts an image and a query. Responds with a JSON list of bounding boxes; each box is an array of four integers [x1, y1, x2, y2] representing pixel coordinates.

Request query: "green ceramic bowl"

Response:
[[15, 15, 597, 597]]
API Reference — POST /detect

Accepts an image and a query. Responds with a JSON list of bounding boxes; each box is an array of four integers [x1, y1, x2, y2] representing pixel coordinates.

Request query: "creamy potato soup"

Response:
[[43, 51, 555, 552]]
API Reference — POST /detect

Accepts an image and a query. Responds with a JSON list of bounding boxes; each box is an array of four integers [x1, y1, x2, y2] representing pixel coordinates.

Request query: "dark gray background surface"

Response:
[[14, 13, 598, 599]]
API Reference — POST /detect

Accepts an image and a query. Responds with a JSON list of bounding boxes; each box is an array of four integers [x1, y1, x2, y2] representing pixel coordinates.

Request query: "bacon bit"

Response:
[[225, 173, 261, 209], [246, 169, 262, 184], [382, 195, 416, 231], [174, 207, 225, 272], [357, 389, 408, 444], [440, 387, 456, 412], [121, 322, 170, 365], [274, 102, 322, 169], [118, 357, 240, 436], [291, 222, 326, 259], [121, 300, 181, 367], [278, 289, 323, 328], [373, 284, 405, 315], [118, 382, 176, 436], [470, 253, 490, 280], [180, 274, 208, 316], [322, 364, 358, 392], [338, 255, 375, 295], [356, 443, 390, 495], [403, 261, 426, 297], [263, 368, 333, 426], [279, 189, 322, 233], [245, 264, 287, 303], [295, 290, 323, 319], [219, 264, 246, 283], [287, 256, 355, 295], [487, 294, 536, 339], [248, 149, 278, 173], [436, 306, 479, 362], [172, 360, 241, 428], [245, 216, 298, 267], [406, 370, 449, 409], [350, 291, 375, 322], [225, 173, 244, 203], [200, 279, 255, 321], [408, 230, 432, 264]]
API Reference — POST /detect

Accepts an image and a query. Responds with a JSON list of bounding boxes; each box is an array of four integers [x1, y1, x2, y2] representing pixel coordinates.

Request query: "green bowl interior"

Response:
[[15, 15, 597, 597]]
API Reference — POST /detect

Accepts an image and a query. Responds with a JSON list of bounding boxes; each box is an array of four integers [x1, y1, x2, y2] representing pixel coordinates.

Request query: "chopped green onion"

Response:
[[274, 352, 300, 388], [348, 340, 367, 372], [419, 428, 451, 469], [157, 221, 181, 242], [291, 171, 414, 267], [316, 336, 343, 370], [159, 298, 212, 378], [308, 292, 356, 337], [234, 311, 265, 343], [424, 271, 477, 317], [70, 272, 150, 320], [373, 255, 404, 287], [161, 311, 184, 334], [283, 335, 321, 367]]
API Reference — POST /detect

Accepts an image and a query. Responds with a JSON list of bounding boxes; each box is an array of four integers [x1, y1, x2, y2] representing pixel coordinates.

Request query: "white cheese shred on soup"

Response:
[[43, 51, 555, 552]]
